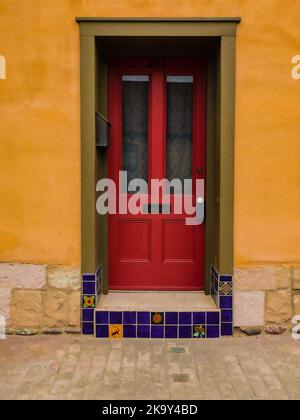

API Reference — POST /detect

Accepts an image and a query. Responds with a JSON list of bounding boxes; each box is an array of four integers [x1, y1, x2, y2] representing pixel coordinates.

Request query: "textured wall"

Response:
[[0, 0, 299, 267]]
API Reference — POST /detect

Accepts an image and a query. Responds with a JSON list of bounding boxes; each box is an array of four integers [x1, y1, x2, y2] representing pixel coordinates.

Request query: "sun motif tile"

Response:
[[82, 295, 96, 308], [151, 312, 164, 325], [109, 324, 123, 339], [219, 282, 233, 296]]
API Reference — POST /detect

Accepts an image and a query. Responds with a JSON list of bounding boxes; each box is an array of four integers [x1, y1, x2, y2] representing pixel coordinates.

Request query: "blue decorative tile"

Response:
[[82, 322, 94, 335], [165, 312, 178, 325], [83, 282, 96, 295], [193, 312, 206, 325], [137, 325, 150, 338], [221, 310, 233, 323], [96, 265, 102, 277], [219, 282, 233, 296], [137, 312, 150, 325], [221, 323, 233, 336], [211, 266, 218, 278], [179, 312, 192, 325], [179, 325, 192, 338], [151, 326, 164, 338], [123, 325, 136, 338], [95, 311, 108, 324], [96, 325, 109, 338], [123, 311, 136, 324], [165, 326, 178, 339], [220, 296, 233, 309], [207, 312, 220, 325], [206, 325, 220, 338], [151, 312, 164, 325], [82, 309, 94, 322], [83, 274, 96, 282], [220, 275, 232, 282], [110, 311, 122, 324]]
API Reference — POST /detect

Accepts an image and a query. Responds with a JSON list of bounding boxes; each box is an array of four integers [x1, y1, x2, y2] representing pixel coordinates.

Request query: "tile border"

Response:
[[81, 265, 102, 335], [81, 265, 233, 338]]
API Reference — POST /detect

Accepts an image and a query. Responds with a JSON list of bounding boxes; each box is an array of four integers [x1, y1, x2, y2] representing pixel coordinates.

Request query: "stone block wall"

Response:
[[1, 262, 299, 332], [0, 263, 81, 332], [234, 265, 300, 327]]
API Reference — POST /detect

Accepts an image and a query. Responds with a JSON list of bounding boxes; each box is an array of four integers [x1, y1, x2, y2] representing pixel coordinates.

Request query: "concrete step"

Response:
[[92, 291, 224, 339]]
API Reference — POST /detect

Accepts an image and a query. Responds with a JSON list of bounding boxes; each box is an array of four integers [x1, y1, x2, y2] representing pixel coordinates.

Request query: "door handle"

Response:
[[196, 197, 205, 224]]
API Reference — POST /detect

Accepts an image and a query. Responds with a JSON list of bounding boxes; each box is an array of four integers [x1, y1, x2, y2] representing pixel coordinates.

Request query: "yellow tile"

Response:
[[109, 324, 123, 339]]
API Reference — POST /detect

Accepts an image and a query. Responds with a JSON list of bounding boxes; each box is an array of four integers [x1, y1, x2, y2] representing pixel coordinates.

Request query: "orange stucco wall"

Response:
[[0, 0, 299, 267]]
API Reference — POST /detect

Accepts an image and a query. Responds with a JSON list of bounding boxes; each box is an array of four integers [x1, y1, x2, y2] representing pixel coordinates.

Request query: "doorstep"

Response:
[[92, 291, 223, 339]]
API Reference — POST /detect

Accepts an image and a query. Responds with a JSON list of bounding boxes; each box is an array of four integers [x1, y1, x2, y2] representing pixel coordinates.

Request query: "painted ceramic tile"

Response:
[[193, 325, 206, 338], [82, 308, 94, 322], [179, 325, 192, 338], [165, 326, 178, 339], [193, 312, 206, 325], [151, 326, 164, 338], [137, 312, 150, 325], [109, 324, 123, 339], [151, 312, 164, 325], [110, 312, 123, 324], [219, 282, 233, 296], [83, 282, 96, 295], [211, 266, 218, 278], [165, 312, 178, 325], [206, 325, 220, 338], [83, 274, 96, 282], [96, 325, 109, 338], [123, 325, 136, 338], [220, 296, 233, 309], [82, 322, 94, 335], [95, 311, 109, 324], [219, 275, 232, 282], [96, 265, 102, 278], [221, 310, 233, 323], [82, 295, 96, 308], [123, 311, 137, 324], [179, 312, 192, 325], [221, 323, 233, 336], [207, 312, 220, 325], [137, 325, 150, 338]]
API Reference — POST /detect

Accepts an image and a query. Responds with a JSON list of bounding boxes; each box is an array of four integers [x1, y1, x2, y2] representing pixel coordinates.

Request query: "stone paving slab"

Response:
[[0, 335, 300, 400]]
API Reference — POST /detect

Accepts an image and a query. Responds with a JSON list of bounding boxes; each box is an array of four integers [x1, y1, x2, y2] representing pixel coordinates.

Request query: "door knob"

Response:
[[196, 197, 205, 224]]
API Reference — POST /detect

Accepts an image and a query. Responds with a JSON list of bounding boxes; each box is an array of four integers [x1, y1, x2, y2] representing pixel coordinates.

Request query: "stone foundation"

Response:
[[234, 265, 300, 327], [1, 262, 299, 333], [0, 263, 80, 331]]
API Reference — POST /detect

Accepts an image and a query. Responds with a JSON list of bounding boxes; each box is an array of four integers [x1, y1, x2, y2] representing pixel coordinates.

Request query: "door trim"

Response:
[[77, 18, 239, 295]]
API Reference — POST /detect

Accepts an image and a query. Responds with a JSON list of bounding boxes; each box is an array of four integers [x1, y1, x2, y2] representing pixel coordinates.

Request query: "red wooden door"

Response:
[[108, 58, 206, 290]]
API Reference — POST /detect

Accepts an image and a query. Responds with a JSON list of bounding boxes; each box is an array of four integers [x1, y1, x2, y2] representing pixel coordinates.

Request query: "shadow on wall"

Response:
[[0, 55, 6, 79]]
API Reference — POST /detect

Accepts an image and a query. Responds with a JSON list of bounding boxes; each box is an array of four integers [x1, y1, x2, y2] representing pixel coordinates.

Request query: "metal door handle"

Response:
[[196, 197, 205, 224]]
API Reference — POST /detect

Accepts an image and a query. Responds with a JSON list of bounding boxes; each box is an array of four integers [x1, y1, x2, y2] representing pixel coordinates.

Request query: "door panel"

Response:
[[162, 220, 196, 262], [108, 58, 206, 291], [118, 220, 151, 263]]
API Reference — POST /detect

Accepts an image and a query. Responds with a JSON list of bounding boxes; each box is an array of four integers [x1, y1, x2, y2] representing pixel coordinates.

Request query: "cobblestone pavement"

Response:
[[0, 334, 300, 400]]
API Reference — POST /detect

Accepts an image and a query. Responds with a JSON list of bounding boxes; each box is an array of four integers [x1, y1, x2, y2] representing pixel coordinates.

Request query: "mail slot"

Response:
[[143, 204, 171, 214]]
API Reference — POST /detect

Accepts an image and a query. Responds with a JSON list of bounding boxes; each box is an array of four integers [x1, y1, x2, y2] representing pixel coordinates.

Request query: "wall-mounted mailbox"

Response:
[[96, 112, 111, 148]]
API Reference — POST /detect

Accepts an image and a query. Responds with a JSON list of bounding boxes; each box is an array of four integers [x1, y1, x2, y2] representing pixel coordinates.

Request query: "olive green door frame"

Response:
[[77, 18, 240, 294]]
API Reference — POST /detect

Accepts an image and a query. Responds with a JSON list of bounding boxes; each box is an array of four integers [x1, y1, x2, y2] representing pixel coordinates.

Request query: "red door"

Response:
[[108, 58, 206, 290]]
